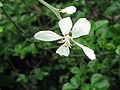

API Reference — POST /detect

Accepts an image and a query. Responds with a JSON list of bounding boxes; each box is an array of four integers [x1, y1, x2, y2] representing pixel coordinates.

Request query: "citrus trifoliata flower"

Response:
[[60, 6, 76, 14], [34, 17, 96, 60]]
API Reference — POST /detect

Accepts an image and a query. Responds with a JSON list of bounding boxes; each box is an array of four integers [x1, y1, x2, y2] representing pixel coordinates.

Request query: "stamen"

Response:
[[57, 38, 65, 44], [58, 34, 72, 48], [68, 32, 72, 37]]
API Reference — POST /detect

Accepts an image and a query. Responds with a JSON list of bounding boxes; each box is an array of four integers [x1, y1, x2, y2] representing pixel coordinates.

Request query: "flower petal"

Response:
[[72, 18, 91, 38], [60, 6, 77, 14], [73, 40, 96, 60], [59, 17, 72, 36], [56, 43, 70, 57], [34, 31, 62, 41]]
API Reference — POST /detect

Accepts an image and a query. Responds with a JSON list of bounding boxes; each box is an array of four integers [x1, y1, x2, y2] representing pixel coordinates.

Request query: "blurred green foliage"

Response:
[[0, 0, 120, 90]]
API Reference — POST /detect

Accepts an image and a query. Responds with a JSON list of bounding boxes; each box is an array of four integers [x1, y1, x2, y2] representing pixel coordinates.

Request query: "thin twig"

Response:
[[5, 56, 18, 72], [2, 7, 26, 37]]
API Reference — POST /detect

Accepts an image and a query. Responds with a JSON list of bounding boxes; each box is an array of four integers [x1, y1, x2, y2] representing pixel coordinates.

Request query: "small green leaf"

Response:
[[95, 20, 108, 29], [62, 83, 75, 90], [115, 46, 120, 55], [0, 27, 3, 32], [105, 43, 116, 50], [33, 68, 48, 80], [104, 5, 118, 15], [91, 73, 102, 85], [94, 80, 109, 89], [71, 67, 80, 74], [0, 64, 7, 73], [88, 60, 97, 69], [0, 2, 3, 7], [81, 83, 90, 90], [91, 74, 110, 89], [70, 76, 80, 88], [16, 74, 27, 84]]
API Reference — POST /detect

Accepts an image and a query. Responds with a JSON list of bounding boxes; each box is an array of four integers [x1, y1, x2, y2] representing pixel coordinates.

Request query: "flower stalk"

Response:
[[38, 0, 62, 20]]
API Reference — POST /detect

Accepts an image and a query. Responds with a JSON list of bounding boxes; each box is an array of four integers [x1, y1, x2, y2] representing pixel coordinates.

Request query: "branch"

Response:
[[2, 7, 26, 37]]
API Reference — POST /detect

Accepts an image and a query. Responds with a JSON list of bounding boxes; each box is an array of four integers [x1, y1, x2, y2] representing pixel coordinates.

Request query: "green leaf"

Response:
[[91, 74, 110, 89], [70, 76, 80, 88], [33, 68, 48, 80], [81, 83, 90, 90], [94, 80, 109, 89], [0, 64, 7, 73], [88, 60, 97, 69], [16, 74, 27, 84], [115, 46, 120, 55], [104, 5, 118, 15], [71, 67, 80, 74], [0, 27, 3, 32], [62, 83, 75, 90], [105, 43, 116, 50], [88, 61, 106, 71], [0, 2, 3, 7], [14, 43, 37, 59], [95, 20, 108, 29], [91, 73, 102, 85]]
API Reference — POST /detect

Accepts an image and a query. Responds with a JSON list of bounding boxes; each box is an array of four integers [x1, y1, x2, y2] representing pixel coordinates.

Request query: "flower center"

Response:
[[64, 35, 71, 47], [58, 34, 72, 47]]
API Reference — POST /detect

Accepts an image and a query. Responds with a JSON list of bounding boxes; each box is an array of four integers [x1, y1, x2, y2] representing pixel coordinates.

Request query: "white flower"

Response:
[[60, 6, 76, 14], [34, 17, 96, 60]]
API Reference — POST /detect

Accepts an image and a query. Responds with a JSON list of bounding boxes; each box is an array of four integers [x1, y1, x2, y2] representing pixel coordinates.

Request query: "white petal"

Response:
[[59, 17, 72, 36], [72, 18, 91, 38], [60, 6, 77, 14], [34, 31, 62, 41], [56, 43, 70, 57], [81, 46, 96, 60], [73, 40, 96, 60]]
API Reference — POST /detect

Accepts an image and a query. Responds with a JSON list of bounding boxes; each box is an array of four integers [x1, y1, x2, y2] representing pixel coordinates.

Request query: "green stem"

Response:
[[38, 0, 62, 20]]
